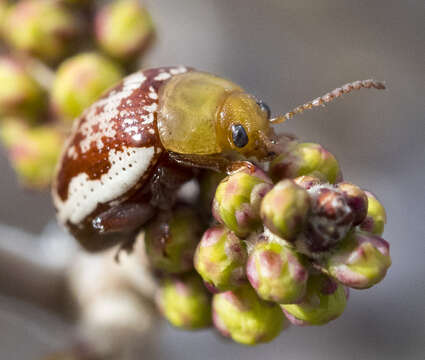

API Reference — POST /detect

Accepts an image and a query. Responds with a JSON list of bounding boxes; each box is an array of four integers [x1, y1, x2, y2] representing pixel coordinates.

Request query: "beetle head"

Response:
[[217, 91, 279, 160]]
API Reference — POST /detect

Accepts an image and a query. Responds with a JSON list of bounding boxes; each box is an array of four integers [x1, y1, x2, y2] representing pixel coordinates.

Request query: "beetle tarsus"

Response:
[[114, 237, 137, 263]]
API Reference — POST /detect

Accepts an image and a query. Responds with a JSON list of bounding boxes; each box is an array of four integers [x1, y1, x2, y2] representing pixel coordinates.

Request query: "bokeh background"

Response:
[[0, 0, 423, 359]]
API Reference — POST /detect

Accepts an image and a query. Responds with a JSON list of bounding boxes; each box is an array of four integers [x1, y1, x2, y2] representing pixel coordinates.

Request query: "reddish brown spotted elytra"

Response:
[[52, 66, 385, 251]]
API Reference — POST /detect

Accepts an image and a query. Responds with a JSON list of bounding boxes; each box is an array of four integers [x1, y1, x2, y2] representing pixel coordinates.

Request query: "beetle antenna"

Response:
[[270, 79, 386, 124]]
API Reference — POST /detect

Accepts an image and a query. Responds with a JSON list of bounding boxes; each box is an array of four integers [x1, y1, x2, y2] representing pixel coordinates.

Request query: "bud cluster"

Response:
[[177, 142, 391, 345], [147, 143, 391, 345], [149, 150, 390, 345]]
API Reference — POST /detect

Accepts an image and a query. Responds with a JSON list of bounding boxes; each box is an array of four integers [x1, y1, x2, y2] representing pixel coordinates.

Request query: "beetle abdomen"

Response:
[[53, 66, 189, 229]]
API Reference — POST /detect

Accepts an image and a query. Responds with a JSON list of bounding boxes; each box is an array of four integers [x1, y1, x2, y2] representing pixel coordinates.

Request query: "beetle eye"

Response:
[[231, 124, 249, 148], [257, 100, 271, 119]]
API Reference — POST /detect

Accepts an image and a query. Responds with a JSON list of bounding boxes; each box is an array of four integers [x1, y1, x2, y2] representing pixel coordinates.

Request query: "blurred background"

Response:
[[0, 0, 423, 359]]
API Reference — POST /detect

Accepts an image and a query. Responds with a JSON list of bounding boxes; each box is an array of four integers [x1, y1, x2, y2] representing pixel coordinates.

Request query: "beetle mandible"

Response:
[[52, 66, 385, 251]]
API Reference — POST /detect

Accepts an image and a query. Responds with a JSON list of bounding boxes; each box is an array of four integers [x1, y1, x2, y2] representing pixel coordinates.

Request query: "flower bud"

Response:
[[269, 142, 342, 184], [261, 180, 310, 242], [293, 175, 322, 190], [194, 226, 247, 291], [281, 273, 347, 326], [246, 236, 308, 304], [0, 120, 63, 189], [156, 273, 212, 330], [324, 231, 391, 289], [95, 0, 154, 61], [4, 0, 79, 62], [359, 191, 386, 236], [52, 53, 123, 122], [145, 206, 203, 274], [212, 284, 286, 345], [0, 56, 46, 121], [337, 182, 368, 225], [212, 165, 273, 237], [298, 186, 354, 256]]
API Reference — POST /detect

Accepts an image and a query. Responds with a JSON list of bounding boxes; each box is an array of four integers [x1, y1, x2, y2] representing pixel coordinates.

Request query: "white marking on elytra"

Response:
[[96, 139, 104, 151], [120, 110, 131, 117], [140, 103, 157, 125], [142, 112, 154, 125], [67, 145, 78, 160], [124, 126, 139, 134], [143, 103, 157, 113], [123, 118, 137, 126], [148, 86, 158, 99], [55, 146, 155, 225], [78, 72, 147, 153], [154, 72, 171, 81], [169, 66, 187, 75]]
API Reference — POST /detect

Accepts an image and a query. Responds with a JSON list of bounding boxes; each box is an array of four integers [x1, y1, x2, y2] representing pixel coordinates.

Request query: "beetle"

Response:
[[52, 66, 385, 251]]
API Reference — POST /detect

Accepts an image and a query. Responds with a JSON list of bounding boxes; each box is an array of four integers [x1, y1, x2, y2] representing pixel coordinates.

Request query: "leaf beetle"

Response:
[[52, 66, 385, 251]]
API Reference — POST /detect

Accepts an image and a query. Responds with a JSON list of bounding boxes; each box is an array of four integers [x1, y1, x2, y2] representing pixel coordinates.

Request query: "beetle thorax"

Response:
[[157, 71, 243, 155]]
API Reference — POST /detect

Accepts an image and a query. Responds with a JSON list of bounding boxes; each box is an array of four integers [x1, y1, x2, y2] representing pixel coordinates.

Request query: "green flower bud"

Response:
[[52, 53, 123, 122], [156, 273, 212, 330], [270, 142, 342, 184], [359, 191, 386, 236], [261, 179, 310, 242], [324, 231, 391, 289], [95, 0, 154, 60], [0, 56, 46, 121], [246, 236, 308, 304], [212, 284, 286, 345], [194, 226, 247, 291], [282, 273, 347, 326], [145, 206, 203, 274], [0, 120, 63, 189], [4, 0, 79, 62], [212, 165, 273, 238]]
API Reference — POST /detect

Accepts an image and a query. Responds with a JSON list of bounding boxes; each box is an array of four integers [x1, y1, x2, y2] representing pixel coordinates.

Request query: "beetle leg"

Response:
[[168, 152, 263, 176], [150, 160, 196, 209], [92, 203, 155, 235], [168, 152, 233, 173]]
